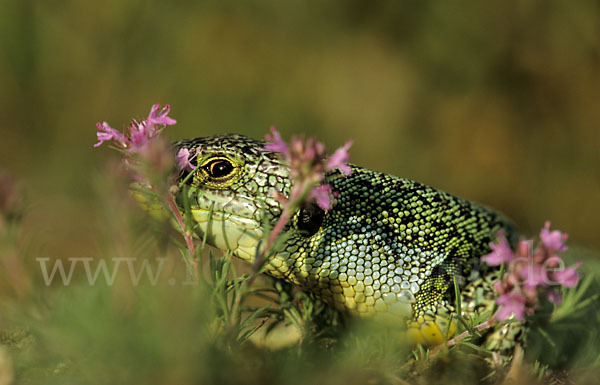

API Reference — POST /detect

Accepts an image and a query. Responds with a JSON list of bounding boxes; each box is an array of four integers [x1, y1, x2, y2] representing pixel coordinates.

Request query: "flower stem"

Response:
[[166, 192, 198, 279], [247, 183, 310, 286]]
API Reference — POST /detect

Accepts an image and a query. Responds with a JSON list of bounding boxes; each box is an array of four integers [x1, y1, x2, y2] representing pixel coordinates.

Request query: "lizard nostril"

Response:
[[297, 203, 325, 237]]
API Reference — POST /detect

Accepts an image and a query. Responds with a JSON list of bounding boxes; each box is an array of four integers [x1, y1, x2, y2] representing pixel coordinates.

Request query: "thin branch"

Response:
[[429, 316, 497, 356], [166, 191, 198, 279]]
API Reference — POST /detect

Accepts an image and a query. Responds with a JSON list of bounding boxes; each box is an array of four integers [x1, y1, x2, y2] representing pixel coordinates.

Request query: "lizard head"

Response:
[[174, 134, 296, 262]]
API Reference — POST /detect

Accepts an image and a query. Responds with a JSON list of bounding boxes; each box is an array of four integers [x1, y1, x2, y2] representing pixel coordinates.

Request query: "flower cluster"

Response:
[[482, 222, 581, 321], [246, 127, 353, 277], [94, 104, 180, 186], [264, 127, 352, 211], [94, 104, 176, 152]]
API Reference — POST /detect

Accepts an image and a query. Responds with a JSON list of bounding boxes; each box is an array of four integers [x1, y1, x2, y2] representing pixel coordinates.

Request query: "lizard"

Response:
[[172, 134, 518, 345]]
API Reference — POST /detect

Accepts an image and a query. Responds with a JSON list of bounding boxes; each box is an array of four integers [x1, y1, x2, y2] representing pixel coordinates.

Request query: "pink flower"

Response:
[[540, 221, 568, 252], [552, 263, 582, 288], [176, 149, 193, 171], [493, 281, 505, 295], [176, 148, 200, 172], [290, 136, 324, 163], [309, 184, 333, 211], [486, 222, 583, 325], [495, 291, 527, 321], [147, 104, 176, 127], [481, 233, 514, 266], [94, 104, 176, 153], [264, 126, 289, 155], [94, 122, 128, 148], [264, 127, 353, 181], [129, 121, 150, 148], [326, 140, 353, 175], [263, 127, 353, 212], [518, 263, 548, 290], [517, 239, 532, 259], [547, 289, 562, 305], [128, 104, 176, 151]]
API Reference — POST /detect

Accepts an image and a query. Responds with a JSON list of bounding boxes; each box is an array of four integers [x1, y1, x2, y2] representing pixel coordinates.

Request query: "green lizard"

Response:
[[173, 134, 517, 345]]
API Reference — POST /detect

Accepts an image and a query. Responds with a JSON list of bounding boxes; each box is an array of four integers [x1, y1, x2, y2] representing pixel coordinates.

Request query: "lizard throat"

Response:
[[191, 208, 264, 262]]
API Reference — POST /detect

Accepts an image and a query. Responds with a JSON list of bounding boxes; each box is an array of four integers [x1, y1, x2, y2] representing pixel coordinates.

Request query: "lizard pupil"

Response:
[[206, 159, 234, 178], [297, 203, 324, 236]]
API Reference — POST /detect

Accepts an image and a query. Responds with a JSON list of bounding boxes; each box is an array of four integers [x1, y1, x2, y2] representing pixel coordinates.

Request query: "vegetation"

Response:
[[1, 1, 599, 383]]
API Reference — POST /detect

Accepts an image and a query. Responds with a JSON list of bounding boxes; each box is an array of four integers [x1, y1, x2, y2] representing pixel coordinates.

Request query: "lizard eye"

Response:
[[297, 203, 324, 237], [194, 155, 242, 188], [204, 158, 234, 179]]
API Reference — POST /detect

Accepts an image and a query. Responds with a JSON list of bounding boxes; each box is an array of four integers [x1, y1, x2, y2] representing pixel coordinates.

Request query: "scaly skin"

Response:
[[174, 134, 517, 344]]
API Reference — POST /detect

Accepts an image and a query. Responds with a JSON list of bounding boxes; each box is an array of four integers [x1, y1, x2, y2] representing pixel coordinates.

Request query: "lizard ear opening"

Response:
[[297, 202, 324, 237]]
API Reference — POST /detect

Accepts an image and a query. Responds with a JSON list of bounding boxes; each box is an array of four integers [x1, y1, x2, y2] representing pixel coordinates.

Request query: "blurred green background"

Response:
[[1, 0, 599, 260]]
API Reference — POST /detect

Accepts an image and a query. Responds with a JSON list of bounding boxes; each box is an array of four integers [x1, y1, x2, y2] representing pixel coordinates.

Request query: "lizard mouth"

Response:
[[190, 207, 265, 261]]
